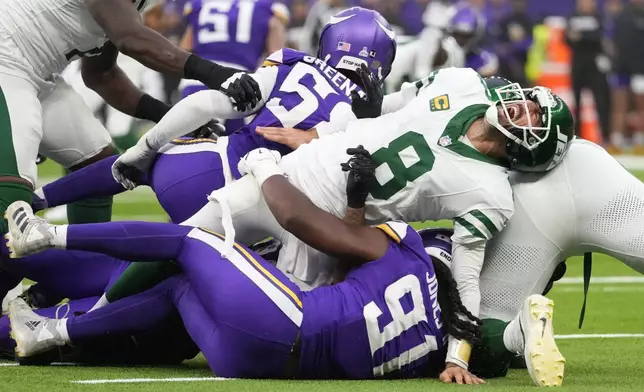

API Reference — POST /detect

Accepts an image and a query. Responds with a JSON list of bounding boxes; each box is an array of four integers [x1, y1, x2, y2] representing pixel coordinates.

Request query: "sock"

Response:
[[503, 315, 524, 354], [48, 225, 68, 249], [56, 318, 71, 344], [88, 293, 110, 312], [0, 182, 32, 234], [469, 318, 514, 378], [67, 195, 113, 224], [105, 262, 181, 303]]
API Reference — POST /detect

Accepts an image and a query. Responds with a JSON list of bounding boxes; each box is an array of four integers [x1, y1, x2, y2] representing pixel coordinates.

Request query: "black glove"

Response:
[[341, 145, 377, 209], [185, 120, 225, 139], [350, 63, 383, 119], [222, 73, 262, 112]]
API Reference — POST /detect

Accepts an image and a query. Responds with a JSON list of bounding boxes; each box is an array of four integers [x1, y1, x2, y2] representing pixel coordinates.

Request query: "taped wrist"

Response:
[[184, 54, 239, 90], [446, 336, 472, 370], [134, 94, 171, 123], [252, 161, 285, 188]]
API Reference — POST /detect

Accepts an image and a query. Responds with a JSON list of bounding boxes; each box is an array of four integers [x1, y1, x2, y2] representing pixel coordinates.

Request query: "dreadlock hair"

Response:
[[431, 258, 483, 345]]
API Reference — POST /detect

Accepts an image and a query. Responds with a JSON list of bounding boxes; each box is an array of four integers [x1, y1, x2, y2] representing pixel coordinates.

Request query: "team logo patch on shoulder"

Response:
[[430, 95, 450, 111], [438, 136, 452, 147]]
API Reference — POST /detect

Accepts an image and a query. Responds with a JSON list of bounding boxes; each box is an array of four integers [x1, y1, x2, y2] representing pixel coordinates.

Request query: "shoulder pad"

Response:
[[263, 48, 308, 68], [375, 221, 411, 243]]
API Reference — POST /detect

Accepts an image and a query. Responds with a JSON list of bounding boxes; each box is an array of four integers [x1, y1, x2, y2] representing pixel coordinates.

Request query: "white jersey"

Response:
[[480, 139, 644, 321], [0, 0, 148, 81], [281, 67, 514, 247]]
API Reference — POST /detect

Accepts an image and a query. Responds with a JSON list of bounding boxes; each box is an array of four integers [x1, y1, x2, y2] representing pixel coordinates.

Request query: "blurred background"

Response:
[[64, 0, 644, 155]]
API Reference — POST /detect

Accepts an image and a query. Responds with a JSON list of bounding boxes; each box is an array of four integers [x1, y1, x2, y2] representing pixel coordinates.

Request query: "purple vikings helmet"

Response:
[[317, 7, 397, 82], [418, 228, 454, 268], [447, 3, 486, 50]]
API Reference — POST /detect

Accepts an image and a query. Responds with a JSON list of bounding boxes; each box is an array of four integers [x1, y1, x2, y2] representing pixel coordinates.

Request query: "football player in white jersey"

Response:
[[464, 137, 644, 383], [112, 66, 575, 380], [385, 2, 497, 94], [0, 0, 260, 233]]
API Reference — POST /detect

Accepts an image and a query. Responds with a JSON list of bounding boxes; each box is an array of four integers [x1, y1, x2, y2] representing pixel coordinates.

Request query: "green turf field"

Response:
[[0, 164, 642, 391]]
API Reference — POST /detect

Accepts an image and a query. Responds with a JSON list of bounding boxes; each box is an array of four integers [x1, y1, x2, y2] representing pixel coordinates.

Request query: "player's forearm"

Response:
[[450, 241, 486, 318], [143, 90, 242, 150], [266, 17, 287, 55], [88, 0, 242, 88], [262, 175, 386, 264], [85, 64, 169, 122]]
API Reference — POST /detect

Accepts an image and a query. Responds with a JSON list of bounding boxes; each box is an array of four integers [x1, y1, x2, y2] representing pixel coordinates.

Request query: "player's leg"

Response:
[[0, 73, 41, 234], [608, 73, 629, 153], [0, 296, 97, 357], [151, 140, 230, 223], [39, 76, 117, 224], [102, 170, 284, 305], [631, 75, 644, 153], [9, 276, 181, 357], [34, 155, 137, 213], [2, 248, 129, 301]]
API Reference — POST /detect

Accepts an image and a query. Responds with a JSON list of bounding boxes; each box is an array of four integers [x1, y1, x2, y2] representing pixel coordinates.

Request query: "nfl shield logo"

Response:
[[359, 47, 369, 57], [337, 41, 351, 52], [438, 136, 452, 147]]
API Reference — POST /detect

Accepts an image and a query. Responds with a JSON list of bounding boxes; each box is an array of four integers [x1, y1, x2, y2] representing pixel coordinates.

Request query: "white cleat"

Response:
[[520, 294, 566, 387], [8, 297, 66, 358], [4, 201, 54, 258]]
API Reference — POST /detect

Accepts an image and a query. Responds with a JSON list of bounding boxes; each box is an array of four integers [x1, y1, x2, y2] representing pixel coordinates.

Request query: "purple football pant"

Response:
[[63, 222, 302, 378]]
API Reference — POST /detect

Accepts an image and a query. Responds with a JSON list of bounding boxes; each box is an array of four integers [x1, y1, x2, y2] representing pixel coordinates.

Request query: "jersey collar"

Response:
[[439, 104, 509, 167]]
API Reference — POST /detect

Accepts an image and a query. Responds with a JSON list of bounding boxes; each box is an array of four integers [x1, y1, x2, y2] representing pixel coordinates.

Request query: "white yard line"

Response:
[[72, 377, 234, 384], [558, 276, 644, 284], [556, 333, 644, 339]]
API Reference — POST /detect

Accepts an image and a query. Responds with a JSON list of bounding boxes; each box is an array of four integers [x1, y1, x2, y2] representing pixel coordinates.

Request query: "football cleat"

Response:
[[8, 298, 66, 358], [520, 294, 566, 387], [4, 201, 54, 258]]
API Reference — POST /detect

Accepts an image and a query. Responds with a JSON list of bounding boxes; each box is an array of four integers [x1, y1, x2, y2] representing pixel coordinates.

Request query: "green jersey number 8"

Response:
[[369, 131, 435, 200]]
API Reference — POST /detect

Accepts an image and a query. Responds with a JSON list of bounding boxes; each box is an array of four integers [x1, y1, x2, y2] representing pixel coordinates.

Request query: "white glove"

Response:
[[111, 135, 157, 190], [237, 148, 283, 187]]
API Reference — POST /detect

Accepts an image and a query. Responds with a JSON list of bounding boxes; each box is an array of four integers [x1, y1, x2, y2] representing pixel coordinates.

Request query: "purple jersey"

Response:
[[299, 222, 448, 379], [227, 48, 361, 177], [184, 0, 274, 71]]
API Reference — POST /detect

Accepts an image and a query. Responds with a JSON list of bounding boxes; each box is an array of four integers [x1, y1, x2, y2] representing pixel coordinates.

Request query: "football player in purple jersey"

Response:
[[178, 0, 290, 134], [5, 147, 484, 382]]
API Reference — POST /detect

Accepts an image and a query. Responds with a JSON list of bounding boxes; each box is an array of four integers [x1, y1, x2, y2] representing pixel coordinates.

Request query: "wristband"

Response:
[[134, 94, 171, 123], [445, 336, 472, 370], [184, 54, 238, 90]]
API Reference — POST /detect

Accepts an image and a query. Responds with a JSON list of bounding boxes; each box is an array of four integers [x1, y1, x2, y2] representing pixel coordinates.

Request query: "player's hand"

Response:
[[221, 73, 262, 112], [439, 363, 486, 385], [185, 119, 225, 139], [350, 63, 383, 119], [341, 145, 377, 209], [237, 148, 284, 186], [111, 137, 157, 190], [256, 126, 318, 150]]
